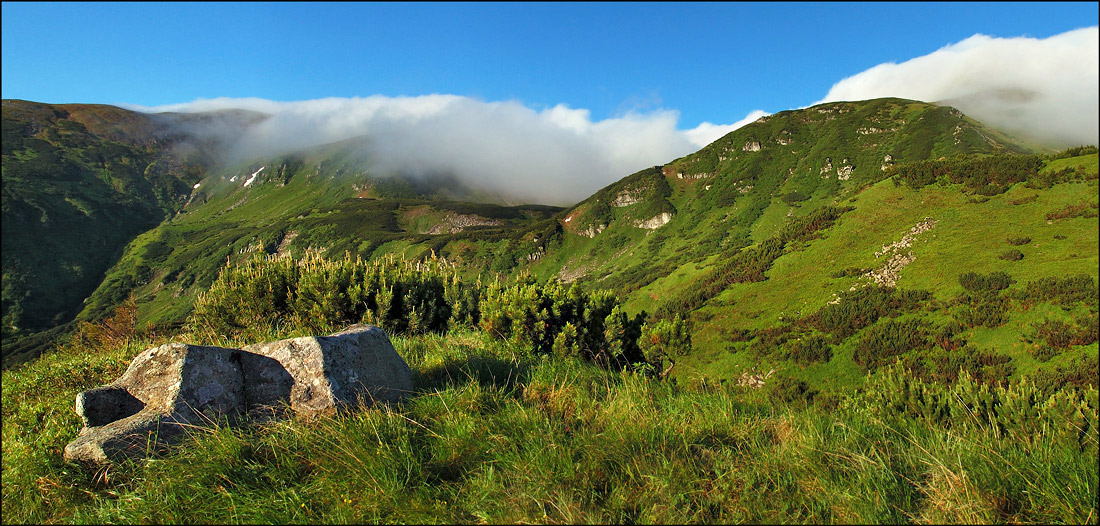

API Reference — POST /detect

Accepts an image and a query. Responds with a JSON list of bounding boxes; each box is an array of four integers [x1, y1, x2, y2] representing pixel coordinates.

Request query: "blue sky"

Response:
[[2, 2, 1095, 125], [2, 2, 1097, 203]]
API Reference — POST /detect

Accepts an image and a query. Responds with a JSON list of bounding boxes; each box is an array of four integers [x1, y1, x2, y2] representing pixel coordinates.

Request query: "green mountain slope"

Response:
[[1, 100, 268, 365], [76, 140, 562, 333], [517, 98, 1044, 291], [2, 101, 194, 364], [4, 97, 1095, 380]]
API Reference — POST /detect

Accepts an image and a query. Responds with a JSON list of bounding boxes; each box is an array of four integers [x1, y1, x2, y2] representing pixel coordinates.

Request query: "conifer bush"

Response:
[[785, 333, 833, 365], [856, 363, 1099, 448], [637, 315, 692, 376], [852, 318, 931, 371], [957, 271, 1015, 293], [802, 286, 929, 339], [1015, 274, 1098, 308], [192, 252, 661, 370]]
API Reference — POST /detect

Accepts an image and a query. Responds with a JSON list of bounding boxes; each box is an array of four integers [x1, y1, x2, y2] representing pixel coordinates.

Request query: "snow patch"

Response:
[[243, 167, 265, 187]]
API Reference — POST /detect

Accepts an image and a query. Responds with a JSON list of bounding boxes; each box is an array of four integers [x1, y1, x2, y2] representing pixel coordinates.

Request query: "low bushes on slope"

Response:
[[188, 251, 692, 372]]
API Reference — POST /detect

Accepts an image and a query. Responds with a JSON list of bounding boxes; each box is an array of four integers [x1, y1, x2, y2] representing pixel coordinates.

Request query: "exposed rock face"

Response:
[[612, 188, 643, 207], [64, 325, 411, 464], [635, 211, 673, 229], [742, 140, 762, 152], [881, 154, 895, 172], [425, 212, 502, 234], [836, 164, 854, 180], [580, 223, 606, 238]]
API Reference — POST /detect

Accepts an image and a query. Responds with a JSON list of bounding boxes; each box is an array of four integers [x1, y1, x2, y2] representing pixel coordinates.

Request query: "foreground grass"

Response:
[[3, 329, 1097, 524]]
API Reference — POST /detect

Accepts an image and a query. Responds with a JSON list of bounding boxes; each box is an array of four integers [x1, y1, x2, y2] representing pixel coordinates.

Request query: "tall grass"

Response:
[[3, 324, 1096, 524]]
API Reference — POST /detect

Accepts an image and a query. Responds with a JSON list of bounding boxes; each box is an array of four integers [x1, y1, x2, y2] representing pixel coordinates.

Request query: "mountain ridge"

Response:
[[2, 97, 1094, 372]]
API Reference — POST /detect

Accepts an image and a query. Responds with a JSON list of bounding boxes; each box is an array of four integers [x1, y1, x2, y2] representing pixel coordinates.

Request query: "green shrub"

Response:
[[478, 275, 646, 368], [956, 294, 1010, 328], [901, 346, 1014, 385], [998, 249, 1024, 261], [637, 315, 692, 377], [1025, 315, 1099, 350], [932, 320, 967, 351], [785, 333, 833, 365], [857, 363, 1099, 448], [1046, 200, 1099, 221], [829, 266, 868, 278], [767, 375, 817, 408], [780, 191, 810, 205], [1015, 274, 1099, 309], [890, 153, 1044, 193], [1030, 354, 1100, 395], [958, 271, 1015, 293], [802, 286, 929, 339], [1005, 236, 1031, 246], [852, 319, 931, 371]]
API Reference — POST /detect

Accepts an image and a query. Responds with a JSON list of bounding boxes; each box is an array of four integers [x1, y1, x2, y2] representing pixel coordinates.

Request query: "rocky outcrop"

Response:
[[612, 188, 644, 207], [425, 213, 502, 234], [742, 140, 762, 152], [580, 223, 606, 238], [736, 369, 774, 388], [861, 218, 937, 288], [64, 325, 411, 464], [881, 154, 895, 172], [635, 212, 673, 230], [676, 171, 713, 180], [836, 164, 854, 180]]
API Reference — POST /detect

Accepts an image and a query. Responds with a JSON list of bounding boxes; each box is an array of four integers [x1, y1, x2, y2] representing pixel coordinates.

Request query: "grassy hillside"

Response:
[[664, 154, 1099, 388], [0, 100, 271, 366], [76, 144, 562, 332], [1, 101, 197, 365]]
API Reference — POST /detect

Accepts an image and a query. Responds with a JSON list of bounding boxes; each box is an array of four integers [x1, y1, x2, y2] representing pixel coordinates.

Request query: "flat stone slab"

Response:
[[64, 324, 412, 463]]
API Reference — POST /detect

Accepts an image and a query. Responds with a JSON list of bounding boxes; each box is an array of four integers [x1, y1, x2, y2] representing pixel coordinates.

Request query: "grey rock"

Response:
[[64, 325, 411, 464], [242, 324, 413, 416]]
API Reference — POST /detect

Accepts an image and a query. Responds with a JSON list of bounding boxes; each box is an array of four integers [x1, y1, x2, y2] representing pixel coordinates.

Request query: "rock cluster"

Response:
[[426, 212, 502, 234], [612, 188, 644, 207], [64, 325, 412, 464], [736, 369, 775, 388], [862, 218, 938, 288], [580, 223, 607, 238]]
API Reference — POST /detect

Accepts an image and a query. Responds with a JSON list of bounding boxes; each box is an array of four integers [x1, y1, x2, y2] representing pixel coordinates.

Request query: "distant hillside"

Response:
[[2, 101, 202, 364], [4, 97, 1095, 375], [77, 141, 562, 335]]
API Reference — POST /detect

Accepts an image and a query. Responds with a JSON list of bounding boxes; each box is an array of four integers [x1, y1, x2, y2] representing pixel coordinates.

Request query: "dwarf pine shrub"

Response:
[[191, 251, 659, 370], [958, 271, 1015, 293], [852, 318, 931, 371], [854, 363, 1099, 448]]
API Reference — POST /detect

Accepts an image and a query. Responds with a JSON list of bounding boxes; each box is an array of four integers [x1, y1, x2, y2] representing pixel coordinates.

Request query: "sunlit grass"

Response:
[[3, 325, 1096, 524]]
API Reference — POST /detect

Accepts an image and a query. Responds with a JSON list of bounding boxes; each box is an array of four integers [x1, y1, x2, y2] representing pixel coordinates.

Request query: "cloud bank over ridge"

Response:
[[818, 26, 1099, 147], [127, 27, 1097, 205], [127, 96, 764, 205]]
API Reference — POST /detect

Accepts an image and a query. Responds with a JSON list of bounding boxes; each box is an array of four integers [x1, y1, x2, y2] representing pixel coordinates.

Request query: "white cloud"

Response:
[[685, 110, 771, 148], [126, 95, 763, 204], [817, 26, 1099, 147]]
